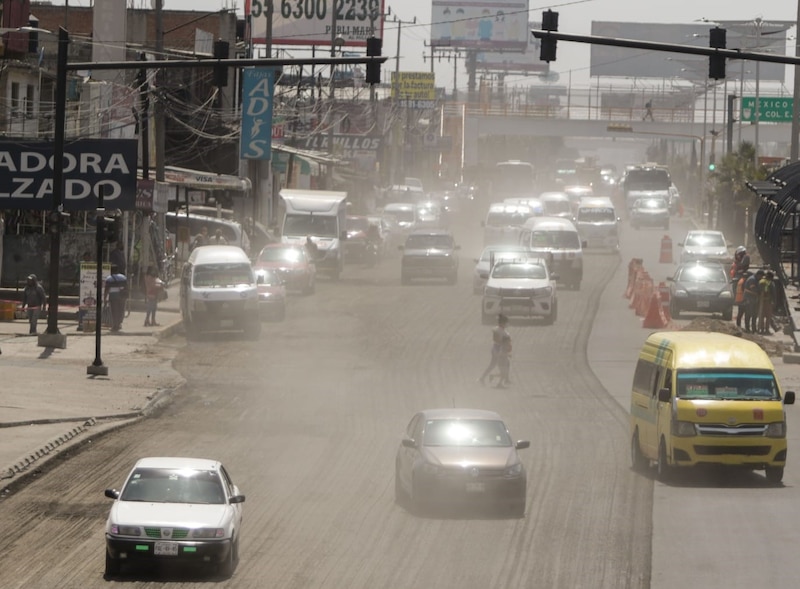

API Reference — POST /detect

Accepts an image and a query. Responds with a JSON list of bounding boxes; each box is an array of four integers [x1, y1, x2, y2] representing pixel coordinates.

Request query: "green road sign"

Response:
[[741, 97, 794, 123]]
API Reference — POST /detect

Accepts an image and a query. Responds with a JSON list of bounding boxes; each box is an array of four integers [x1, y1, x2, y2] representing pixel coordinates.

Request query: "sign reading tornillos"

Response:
[[0, 139, 138, 210]]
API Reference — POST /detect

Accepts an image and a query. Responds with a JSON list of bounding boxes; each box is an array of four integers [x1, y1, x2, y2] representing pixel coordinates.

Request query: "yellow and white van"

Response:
[[630, 331, 795, 483]]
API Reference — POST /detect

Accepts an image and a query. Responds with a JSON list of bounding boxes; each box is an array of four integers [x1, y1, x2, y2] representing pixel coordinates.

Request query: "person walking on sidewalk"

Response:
[[758, 270, 776, 335], [734, 271, 749, 329], [20, 274, 47, 335], [104, 265, 128, 332], [143, 265, 164, 327], [743, 269, 764, 333], [479, 314, 513, 388]]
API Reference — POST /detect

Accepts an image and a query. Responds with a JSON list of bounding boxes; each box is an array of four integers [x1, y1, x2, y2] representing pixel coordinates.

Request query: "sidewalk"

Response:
[[0, 286, 186, 484]]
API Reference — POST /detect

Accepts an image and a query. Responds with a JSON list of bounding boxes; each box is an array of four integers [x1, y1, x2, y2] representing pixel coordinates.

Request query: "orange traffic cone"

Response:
[[643, 292, 669, 329], [659, 235, 673, 263], [658, 282, 672, 323]]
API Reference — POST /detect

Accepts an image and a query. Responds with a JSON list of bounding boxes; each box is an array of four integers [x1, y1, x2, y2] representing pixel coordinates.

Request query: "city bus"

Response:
[[493, 160, 536, 199]]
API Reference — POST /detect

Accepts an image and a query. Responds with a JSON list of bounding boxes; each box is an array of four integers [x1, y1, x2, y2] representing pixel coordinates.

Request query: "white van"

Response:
[[518, 216, 585, 290], [574, 196, 620, 252], [482, 203, 535, 246], [539, 192, 573, 219], [179, 245, 260, 339]]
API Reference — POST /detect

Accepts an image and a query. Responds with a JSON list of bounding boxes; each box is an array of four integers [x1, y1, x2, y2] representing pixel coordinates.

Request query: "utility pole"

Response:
[[326, 7, 339, 189], [388, 12, 416, 184], [792, 0, 800, 160], [154, 0, 165, 184]]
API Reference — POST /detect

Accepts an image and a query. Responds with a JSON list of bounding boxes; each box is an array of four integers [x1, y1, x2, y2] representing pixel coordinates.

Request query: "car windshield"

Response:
[[685, 233, 725, 247], [405, 234, 453, 249], [284, 214, 338, 237], [385, 209, 415, 223], [530, 230, 580, 249], [120, 467, 226, 504], [676, 370, 780, 401], [486, 210, 531, 227], [258, 247, 304, 264], [256, 269, 281, 285], [193, 263, 253, 288], [636, 199, 666, 209], [543, 200, 571, 214], [348, 217, 370, 232], [676, 265, 727, 283], [423, 419, 512, 447], [492, 263, 547, 279], [480, 248, 530, 262], [577, 207, 616, 221]]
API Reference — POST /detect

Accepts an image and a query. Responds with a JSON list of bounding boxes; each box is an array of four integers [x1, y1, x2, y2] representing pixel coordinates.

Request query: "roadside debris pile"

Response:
[[680, 317, 787, 357]]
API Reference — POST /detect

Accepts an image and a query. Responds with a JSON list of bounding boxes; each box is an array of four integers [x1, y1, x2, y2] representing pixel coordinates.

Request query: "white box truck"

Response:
[[279, 189, 348, 280]]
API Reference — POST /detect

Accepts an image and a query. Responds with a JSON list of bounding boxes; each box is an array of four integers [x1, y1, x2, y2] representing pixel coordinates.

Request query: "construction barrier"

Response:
[[636, 273, 654, 317], [0, 301, 15, 321], [659, 235, 673, 264], [625, 258, 643, 298], [643, 292, 670, 329]]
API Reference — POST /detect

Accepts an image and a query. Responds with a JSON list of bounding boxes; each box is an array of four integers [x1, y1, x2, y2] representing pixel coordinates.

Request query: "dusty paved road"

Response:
[[0, 208, 652, 588]]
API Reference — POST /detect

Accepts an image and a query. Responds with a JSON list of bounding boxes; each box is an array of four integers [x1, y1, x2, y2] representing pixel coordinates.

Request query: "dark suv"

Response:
[[399, 230, 460, 284]]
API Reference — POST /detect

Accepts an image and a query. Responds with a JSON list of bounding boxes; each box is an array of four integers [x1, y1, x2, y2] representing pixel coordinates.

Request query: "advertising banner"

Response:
[[247, 0, 385, 46], [391, 72, 436, 108], [240, 67, 277, 160], [476, 21, 547, 74], [289, 134, 381, 171], [430, 0, 529, 52], [79, 263, 111, 328], [0, 139, 138, 211]]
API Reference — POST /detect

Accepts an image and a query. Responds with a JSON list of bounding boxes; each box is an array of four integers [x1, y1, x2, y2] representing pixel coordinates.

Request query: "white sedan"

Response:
[[482, 258, 558, 325], [104, 457, 245, 578], [472, 245, 535, 294]]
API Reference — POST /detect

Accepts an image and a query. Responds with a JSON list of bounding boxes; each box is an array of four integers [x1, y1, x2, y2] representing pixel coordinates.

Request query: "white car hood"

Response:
[[486, 277, 550, 289], [110, 501, 231, 529], [684, 245, 727, 256]]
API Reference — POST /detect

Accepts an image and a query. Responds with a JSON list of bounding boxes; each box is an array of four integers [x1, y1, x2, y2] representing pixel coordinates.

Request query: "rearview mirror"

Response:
[[658, 388, 672, 403], [784, 391, 796, 405], [515, 440, 530, 450], [401, 438, 417, 448]]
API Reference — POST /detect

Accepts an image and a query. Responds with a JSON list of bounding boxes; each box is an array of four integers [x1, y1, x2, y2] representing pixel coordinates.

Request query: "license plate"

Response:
[[154, 541, 179, 556], [466, 482, 485, 493], [696, 301, 710, 309], [508, 305, 531, 314]]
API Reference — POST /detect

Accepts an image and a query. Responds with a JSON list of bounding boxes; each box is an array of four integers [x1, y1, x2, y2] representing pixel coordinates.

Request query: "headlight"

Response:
[[110, 524, 142, 536], [505, 463, 523, 477], [421, 463, 440, 476], [533, 286, 553, 297], [674, 289, 688, 297], [719, 290, 732, 298], [765, 422, 787, 438], [672, 420, 696, 437], [192, 528, 225, 539], [485, 286, 500, 296]]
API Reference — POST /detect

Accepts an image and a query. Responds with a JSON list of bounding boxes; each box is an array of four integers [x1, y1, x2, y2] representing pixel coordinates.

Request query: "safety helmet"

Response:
[[735, 245, 746, 255]]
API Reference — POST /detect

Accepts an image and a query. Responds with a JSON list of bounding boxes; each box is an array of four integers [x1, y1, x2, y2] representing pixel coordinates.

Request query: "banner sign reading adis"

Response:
[[0, 139, 138, 211]]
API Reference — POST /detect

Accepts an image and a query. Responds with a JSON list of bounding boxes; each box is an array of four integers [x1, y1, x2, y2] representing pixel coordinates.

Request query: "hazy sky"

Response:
[[65, 0, 800, 89]]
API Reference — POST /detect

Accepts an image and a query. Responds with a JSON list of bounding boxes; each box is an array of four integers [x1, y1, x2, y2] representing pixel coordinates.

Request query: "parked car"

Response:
[[482, 257, 558, 324], [399, 229, 460, 285], [472, 245, 535, 294], [629, 196, 670, 230], [667, 261, 734, 320], [255, 267, 287, 321], [104, 457, 246, 578], [253, 243, 316, 295], [678, 229, 732, 264], [344, 215, 372, 262], [395, 408, 529, 517]]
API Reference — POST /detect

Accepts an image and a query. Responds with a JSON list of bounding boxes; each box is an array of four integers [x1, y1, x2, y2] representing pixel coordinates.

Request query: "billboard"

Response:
[[430, 0, 529, 52], [590, 21, 787, 82], [247, 0, 385, 46], [476, 21, 547, 74], [392, 72, 436, 108], [0, 139, 138, 210], [240, 67, 277, 160]]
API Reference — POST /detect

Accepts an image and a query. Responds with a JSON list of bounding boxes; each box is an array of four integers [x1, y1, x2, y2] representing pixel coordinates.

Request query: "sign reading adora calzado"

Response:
[[0, 139, 138, 210]]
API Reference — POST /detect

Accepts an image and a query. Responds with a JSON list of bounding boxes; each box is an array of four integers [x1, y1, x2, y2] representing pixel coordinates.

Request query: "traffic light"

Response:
[[213, 39, 229, 87], [708, 155, 716, 172], [539, 10, 559, 63], [99, 216, 121, 243], [366, 36, 382, 85], [708, 27, 726, 80]]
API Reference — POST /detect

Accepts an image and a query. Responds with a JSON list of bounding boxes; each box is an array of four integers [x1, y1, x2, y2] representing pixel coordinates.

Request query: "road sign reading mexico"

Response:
[[741, 97, 794, 123]]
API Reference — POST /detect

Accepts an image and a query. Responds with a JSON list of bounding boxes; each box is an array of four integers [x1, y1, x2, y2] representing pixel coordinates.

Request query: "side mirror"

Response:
[[401, 437, 417, 448], [666, 277, 674, 282], [257, 274, 265, 284], [658, 387, 672, 403], [229, 494, 246, 504], [515, 440, 530, 450], [784, 391, 796, 405], [104, 488, 119, 500], [551, 273, 560, 281]]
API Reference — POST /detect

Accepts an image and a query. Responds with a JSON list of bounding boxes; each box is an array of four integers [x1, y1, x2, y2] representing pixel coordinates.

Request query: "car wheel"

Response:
[[631, 430, 648, 472], [105, 551, 120, 577], [722, 308, 733, 321], [218, 536, 236, 578], [669, 300, 680, 319], [765, 466, 784, 485], [543, 300, 556, 325], [656, 439, 672, 482]]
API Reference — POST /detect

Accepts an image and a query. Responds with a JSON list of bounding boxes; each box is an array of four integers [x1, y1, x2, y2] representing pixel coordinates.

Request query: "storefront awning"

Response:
[[139, 166, 251, 193]]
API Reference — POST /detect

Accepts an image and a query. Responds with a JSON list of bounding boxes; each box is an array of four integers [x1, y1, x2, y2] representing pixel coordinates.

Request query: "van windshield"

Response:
[[543, 200, 571, 215], [530, 230, 580, 249], [193, 263, 254, 288], [577, 208, 616, 221], [284, 214, 338, 238], [676, 370, 780, 401], [486, 211, 531, 227]]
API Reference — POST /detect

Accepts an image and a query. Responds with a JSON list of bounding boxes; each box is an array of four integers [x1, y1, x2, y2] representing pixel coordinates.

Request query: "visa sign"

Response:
[[240, 67, 277, 160]]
